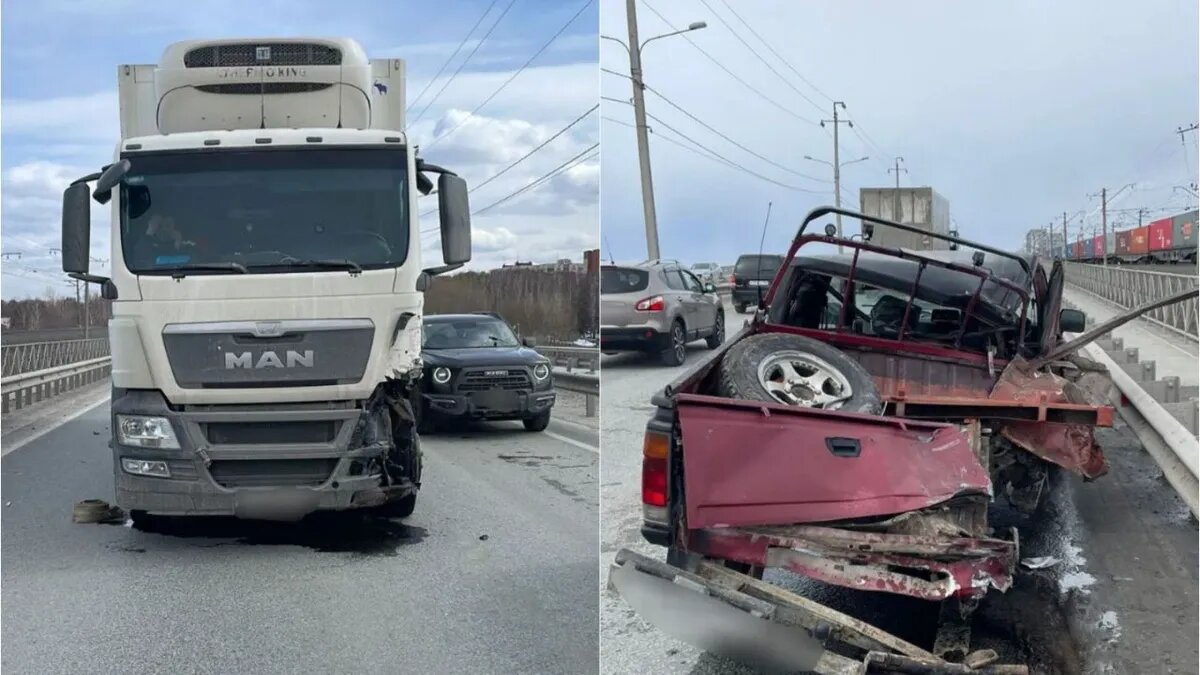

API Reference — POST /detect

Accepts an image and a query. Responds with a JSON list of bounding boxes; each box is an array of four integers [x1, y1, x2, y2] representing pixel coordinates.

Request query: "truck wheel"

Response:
[[717, 333, 881, 414], [523, 411, 551, 432], [378, 492, 417, 518], [660, 320, 687, 367], [705, 312, 725, 349]]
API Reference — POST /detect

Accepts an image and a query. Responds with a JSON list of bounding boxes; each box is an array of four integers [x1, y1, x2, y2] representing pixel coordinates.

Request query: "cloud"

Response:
[[2, 91, 119, 143]]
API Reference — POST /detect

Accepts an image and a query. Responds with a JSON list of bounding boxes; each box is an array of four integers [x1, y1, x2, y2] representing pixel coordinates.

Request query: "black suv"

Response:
[[417, 313, 556, 432], [730, 254, 785, 313]]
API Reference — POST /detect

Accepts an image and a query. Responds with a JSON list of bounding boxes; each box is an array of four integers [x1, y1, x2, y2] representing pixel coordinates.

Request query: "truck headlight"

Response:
[[533, 363, 550, 381], [116, 415, 180, 449], [432, 366, 452, 384]]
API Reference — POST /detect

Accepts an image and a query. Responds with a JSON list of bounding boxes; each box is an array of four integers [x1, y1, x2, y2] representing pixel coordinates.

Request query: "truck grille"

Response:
[[205, 421, 337, 445], [209, 459, 337, 488], [184, 43, 342, 68], [457, 370, 531, 392], [195, 83, 333, 95]]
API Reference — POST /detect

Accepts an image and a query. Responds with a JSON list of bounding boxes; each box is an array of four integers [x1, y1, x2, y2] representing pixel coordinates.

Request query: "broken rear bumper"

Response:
[[609, 548, 1029, 675]]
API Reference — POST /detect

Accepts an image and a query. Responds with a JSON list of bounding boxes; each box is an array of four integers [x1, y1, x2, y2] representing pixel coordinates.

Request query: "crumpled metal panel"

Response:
[[991, 358, 1109, 478]]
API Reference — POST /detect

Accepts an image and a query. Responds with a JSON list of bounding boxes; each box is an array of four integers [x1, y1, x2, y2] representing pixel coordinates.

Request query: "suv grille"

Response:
[[184, 43, 342, 68], [209, 459, 337, 488], [458, 370, 531, 392]]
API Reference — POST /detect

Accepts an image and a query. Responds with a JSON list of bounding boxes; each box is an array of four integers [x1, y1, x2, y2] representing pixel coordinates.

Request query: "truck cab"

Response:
[[60, 37, 471, 522]]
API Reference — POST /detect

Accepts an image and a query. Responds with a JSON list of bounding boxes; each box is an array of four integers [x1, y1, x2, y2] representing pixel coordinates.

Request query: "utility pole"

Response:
[[626, 0, 659, 260], [1178, 123, 1198, 183], [1100, 187, 1107, 266], [888, 157, 907, 232], [820, 101, 851, 252], [1062, 211, 1068, 257]]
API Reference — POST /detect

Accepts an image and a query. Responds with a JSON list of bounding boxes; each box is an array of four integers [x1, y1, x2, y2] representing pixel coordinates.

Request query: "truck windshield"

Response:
[[422, 318, 520, 349], [119, 147, 409, 275]]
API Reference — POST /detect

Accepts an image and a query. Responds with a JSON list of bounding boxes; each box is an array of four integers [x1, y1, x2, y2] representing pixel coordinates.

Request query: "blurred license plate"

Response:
[[751, 280, 768, 286]]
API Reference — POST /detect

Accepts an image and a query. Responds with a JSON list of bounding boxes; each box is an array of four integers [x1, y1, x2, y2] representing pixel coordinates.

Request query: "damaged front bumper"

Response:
[[609, 548, 1029, 675]]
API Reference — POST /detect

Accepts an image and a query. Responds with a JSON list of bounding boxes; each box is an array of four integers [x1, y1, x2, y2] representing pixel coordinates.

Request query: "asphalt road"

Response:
[[2, 398, 599, 674], [598, 297, 1197, 674]]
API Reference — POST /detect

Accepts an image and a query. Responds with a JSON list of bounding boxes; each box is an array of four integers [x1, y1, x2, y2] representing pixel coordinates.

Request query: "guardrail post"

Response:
[[585, 393, 597, 417]]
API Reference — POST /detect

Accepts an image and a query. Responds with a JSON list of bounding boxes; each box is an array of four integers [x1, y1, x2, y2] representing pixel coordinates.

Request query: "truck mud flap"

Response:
[[609, 548, 1028, 675]]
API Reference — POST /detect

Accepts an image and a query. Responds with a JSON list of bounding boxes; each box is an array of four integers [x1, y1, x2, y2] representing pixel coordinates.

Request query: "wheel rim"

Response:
[[756, 350, 853, 409], [673, 324, 686, 361]]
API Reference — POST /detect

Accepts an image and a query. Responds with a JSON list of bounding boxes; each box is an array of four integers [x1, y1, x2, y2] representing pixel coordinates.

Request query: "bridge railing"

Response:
[[1065, 263, 1199, 340], [1, 338, 111, 377]]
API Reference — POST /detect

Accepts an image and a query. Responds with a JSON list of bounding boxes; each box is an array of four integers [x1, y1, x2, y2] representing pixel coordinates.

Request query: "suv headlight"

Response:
[[116, 415, 180, 449], [432, 366, 452, 384], [533, 363, 550, 381]]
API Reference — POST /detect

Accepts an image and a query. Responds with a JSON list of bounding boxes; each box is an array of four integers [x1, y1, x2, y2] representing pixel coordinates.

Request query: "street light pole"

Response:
[[606, 4, 706, 261], [625, 0, 658, 260]]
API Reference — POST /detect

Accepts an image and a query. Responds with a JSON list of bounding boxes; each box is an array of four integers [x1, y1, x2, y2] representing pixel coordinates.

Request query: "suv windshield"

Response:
[[734, 255, 783, 277], [601, 267, 650, 294], [423, 317, 520, 349], [119, 148, 409, 275]]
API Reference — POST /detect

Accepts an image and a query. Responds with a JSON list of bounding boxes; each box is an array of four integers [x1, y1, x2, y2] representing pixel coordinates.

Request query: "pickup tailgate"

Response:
[[675, 393, 991, 529]]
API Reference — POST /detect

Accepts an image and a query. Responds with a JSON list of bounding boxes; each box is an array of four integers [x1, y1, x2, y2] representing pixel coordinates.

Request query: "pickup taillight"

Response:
[[642, 431, 669, 508], [635, 295, 665, 312]]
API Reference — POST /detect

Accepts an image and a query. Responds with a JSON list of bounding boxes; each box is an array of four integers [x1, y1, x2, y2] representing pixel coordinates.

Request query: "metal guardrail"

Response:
[[537, 345, 599, 373], [1066, 262, 1199, 340], [553, 368, 599, 417], [1081, 341, 1198, 516], [1, 357, 112, 414], [1, 338, 110, 377]]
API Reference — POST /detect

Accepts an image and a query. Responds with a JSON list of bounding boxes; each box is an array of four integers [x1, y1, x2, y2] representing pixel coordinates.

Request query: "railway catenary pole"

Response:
[[821, 102, 852, 253]]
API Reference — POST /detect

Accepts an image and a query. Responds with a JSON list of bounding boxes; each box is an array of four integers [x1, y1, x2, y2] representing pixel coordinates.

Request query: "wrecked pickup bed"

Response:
[[609, 207, 1198, 673]]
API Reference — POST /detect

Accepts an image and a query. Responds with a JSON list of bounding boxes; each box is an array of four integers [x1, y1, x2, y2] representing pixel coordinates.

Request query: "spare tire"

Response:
[[717, 333, 882, 414]]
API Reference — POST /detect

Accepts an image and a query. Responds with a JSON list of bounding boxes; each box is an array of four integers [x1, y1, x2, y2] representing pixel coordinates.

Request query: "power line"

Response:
[[422, 143, 599, 239], [696, 0, 825, 115], [714, 0, 834, 105], [602, 101, 825, 194], [409, 0, 518, 128], [419, 104, 599, 219], [423, 0, 595, 150], [406, 0, 501, 114], [636, 0, 819, 126], [641, 82, 830, 183]]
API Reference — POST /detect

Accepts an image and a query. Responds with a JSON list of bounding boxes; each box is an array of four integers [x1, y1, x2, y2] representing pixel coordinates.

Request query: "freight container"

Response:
[[858, 187, 951, 250], [1092, 235, 1104, 258], [1148, 217, 1174, 252], [1115, 230, 1132, 256], [1129, 226, 1150, 255], [1072, 240, 1084, 258], [1173, 209, 1197, 252]]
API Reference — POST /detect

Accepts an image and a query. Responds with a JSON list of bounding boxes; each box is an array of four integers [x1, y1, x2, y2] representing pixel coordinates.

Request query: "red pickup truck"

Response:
[[609, 207, 1194, 674]]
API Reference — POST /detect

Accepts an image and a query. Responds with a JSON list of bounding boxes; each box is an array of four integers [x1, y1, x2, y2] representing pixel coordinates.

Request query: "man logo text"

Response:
[[225, 350, 314, 369]]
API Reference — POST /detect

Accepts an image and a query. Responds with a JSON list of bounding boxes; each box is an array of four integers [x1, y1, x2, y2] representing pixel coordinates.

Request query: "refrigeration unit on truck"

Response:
[[859, 187, 951, 251], [60, 37, 473, 523]]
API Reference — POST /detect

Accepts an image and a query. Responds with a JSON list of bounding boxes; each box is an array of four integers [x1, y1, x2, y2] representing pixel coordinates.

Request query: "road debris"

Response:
[[73, 499, 125, 524], [1020, 556, 1061, 570]]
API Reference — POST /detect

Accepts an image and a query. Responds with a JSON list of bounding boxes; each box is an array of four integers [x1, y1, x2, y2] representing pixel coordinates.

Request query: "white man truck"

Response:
[[60, 38, 472, 523]]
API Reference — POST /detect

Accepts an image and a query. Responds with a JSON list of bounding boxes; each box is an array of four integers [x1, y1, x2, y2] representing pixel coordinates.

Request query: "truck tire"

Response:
[[705, 311, 725, 349], [377, 492, 417, 518], [717, 333, 881, 414], [659, 320, 687, 367]]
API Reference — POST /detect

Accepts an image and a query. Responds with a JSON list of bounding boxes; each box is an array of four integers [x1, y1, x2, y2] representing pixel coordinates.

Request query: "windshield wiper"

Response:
[[253, 258, 364, 275], [164, 262, 248, 279]]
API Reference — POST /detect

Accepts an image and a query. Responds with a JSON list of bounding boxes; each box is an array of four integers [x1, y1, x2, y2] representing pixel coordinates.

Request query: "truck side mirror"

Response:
[[1059, 308, 1086, 333], [438, 173, 471, 266], [62, 183, 92, 274]]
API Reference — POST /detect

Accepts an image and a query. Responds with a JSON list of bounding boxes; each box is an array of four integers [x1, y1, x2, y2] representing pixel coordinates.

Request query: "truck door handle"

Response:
[[825, 437, 861, 458]]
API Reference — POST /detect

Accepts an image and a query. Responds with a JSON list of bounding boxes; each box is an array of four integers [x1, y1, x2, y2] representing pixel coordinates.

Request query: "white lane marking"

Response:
[[544, 429, 599, 454], [2, 394, 111, 457]]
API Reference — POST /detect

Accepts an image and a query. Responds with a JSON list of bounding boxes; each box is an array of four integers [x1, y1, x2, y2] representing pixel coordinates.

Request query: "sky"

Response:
[[600, 0, 1199, 265], [0, 0, 599, 299]]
